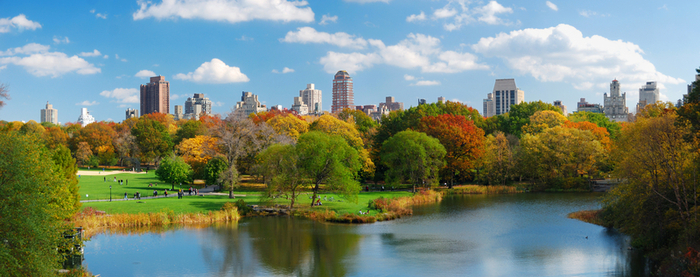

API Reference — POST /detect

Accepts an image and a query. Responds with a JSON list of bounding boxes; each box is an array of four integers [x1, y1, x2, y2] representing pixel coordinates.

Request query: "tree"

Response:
[[480, 132, 516, 185], [131, 118, 173, 166], [0, 132, 79, 276], [204, 155, 228, 187], [155, 154, 192, 190], [257, 143, 305, 209], [266, 114, 309, 141], [504, 101, 562, 137], [296, 131, 362, 207], [177, 135, 219, 179], [173, 119, 206, 146], [70, 122, 116, 154], [76, 141, 93, 166], [568, 111, 621, 139], [381, 130, 446, 192], [0, 83, 8, 108], [522, 110, 567, 134], [417, 114, 485, 184], [218, 164, 239, 199], [310, 114, 363, 149]]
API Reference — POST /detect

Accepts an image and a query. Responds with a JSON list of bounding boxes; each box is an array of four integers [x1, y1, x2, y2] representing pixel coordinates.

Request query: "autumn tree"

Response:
[[381, 130, 446, 192], [174, 119, 207, 146], [177, 135, 219, 179], [503, 101, 562, 137], [113, 118, 140, 167], [257, 143, 305, 209], [76, 141, 93, 166], [204, 155, 228, 187], [131, 117, 173, 166], [568, 111, 621, 139], [70, 122, 117, 163], [417, 114, 485, 184], [155, 154, 192, 190], [267, 113, 309, 141], [0, 83, 8, 108], [479, 132, 517, 185], [522, 110, 567, 134], [43, 126, 69, 150]]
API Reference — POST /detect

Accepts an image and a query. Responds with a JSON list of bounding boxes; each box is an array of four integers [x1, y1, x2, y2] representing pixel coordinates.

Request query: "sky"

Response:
[[1, 0, 699, 124]]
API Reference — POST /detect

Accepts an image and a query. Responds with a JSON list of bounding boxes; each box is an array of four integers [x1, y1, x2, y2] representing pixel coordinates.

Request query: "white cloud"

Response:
[[236, 35, 253, 41], [96, 13, 107, 19], [133, 0, 314, 23], [103, 55, 109, 59], [404, 74, 415, 81], [100, 88, 139, 103], [115, 54, 127, 62], [76, 100, 99, 106], [175, 58, 249, 83], [53, 36, 70, 44], [213, 101, 224, 107], [416, 1, 514, 31], [545, 1, 558, 11], [406, 11, 426, 22], [344, 0, 390, 3], [135, 69, 156, 78], [579, 10, 607, 17], [0, 43, 101, 77], [412, 80, 440, 86], [0, 14, 41, 33], [0, 65, 6, 71], [79, 49, 102, 57], [281, 27, 368, 49], [318, 33, 488, 74], [472, 24, 684, 92], [272, 67, 295, 74], [319, 14, 338, 25]]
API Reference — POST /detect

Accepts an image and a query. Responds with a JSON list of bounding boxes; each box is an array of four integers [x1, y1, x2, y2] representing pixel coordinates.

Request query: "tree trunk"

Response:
[[310, 184, 319, 207], [229, 189, 235, 199]]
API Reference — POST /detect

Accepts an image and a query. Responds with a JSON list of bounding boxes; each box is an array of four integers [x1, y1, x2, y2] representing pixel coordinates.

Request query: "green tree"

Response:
[[174, 119, 206, 146], [296, 131, 362, 207], [568, 111, 621, 139], [132, 118, 173, 166], [257, 143, 305, 209], [218, 164, 239, 199], [504, 101, 562, 137], [479, 132, 517, 185], [381, 130, 446, 192], [0, 132, 79, 276], [155, 154, 192, 190], [205, 155, 228, 187]]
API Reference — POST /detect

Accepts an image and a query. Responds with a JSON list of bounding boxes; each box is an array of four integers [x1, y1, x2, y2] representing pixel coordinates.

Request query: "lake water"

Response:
[[84, 193, 647, 276]]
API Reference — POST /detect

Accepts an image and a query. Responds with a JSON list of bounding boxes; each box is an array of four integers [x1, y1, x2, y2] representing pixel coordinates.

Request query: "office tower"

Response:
[[140, 76, 170, 116], [378, 96, 404, 112], [125, 108, 138, 120], [300, 84, 322, 114], [173, 105, 183, 120], [40, 101, 58, 125], [483, 78, 524, 117], [332, 70, 353, 113], [603, 79, 629, 122], [233, 91, 266, 119], [291, 97, 309, 115], [77, 108, 95, 127], [636, 81, 659, 113], [184, 93, 212, 120]]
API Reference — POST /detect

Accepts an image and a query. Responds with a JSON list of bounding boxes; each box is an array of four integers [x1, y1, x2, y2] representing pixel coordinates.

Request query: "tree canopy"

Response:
[[381, 130, 446, 191]]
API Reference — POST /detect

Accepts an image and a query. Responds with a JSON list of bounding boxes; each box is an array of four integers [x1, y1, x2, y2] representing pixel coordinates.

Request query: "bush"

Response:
[[233, 199, 253, 215]]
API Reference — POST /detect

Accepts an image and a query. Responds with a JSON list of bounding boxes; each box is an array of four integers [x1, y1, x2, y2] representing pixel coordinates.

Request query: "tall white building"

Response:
[[637, 81, 659, 113], [233, 91, 266, 120], [483, 78, 524, 117], [184, 93, 212, 120], [77, 108, 95, 127], [603, 79, 629, 122], [41, 101, 58, 125], [553, 100, 568, 116], [125, 108, 138, 120], [291, 96, 309, 115], [378, 96, 404, 112], [300, 84, 322, 114], [173, 105, 183, 120]]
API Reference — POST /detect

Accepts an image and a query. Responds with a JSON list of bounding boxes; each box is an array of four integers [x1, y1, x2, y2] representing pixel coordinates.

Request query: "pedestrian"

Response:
[[153, 190, 157, 197], [126, 179, 128, 186], [164, 190, 168, 197], [195, 189, 198, 195], [124, 192, 127, 200], [104, 177, 106, 182]]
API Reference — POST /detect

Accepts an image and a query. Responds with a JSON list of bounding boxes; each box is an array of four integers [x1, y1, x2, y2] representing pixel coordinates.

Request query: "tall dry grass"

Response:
[[567, 209, 605, 226], [447, 185, 520, 194], [73, 206, 240, 237]]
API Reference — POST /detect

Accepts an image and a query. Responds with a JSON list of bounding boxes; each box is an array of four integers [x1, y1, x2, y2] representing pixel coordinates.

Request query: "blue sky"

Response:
[[1, 0, 698, 124]]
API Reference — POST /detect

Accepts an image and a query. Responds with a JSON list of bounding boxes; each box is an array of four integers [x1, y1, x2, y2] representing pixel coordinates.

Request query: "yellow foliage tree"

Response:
[[267, 114, 309, 140], [309, 114, 363, 149], [522, 110, 568, 134], [177, 135, 220, 178]]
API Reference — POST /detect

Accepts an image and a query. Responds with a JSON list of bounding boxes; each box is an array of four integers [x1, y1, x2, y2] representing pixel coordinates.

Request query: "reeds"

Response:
[[73, 206, 240, 237], [447, 185, 521, 194], [567, 209, 605, 226]]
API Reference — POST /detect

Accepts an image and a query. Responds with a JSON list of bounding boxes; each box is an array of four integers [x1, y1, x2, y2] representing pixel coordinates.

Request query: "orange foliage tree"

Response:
[[417, 114, 485, 184], [177, 135, 219, 179]]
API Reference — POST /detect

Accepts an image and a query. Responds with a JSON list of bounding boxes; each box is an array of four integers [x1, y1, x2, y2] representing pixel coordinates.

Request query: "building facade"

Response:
[[300, 84, 322, 115], [173, 105, 183, 120], [233, 91, 266, 119], [378, 96, 404, 112], [603, 79, 629, 122], [553, 100, 568, 115], [77, 108, 95, 127], [483, 78, 524, 117], [125, 108, 138, 120], [184, 93, 212, 120], [291, 96, 308, 115], [140, 76, 170, 116], [40, 101, 58, 125], [332, 70, 353, 113], [637, 81, 659, 113], [577, 98, 604, 113]]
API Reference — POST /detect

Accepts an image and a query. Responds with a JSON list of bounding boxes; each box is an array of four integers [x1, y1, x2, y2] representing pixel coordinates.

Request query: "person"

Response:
[[137, 192, 141, 200], [104, 177, 106, 182], [164, 190, 168, 197], [114, 177, 116, 182], [153, 190, 157, 197], [126, 179, 128, 186], [124, 192, 127, 200]]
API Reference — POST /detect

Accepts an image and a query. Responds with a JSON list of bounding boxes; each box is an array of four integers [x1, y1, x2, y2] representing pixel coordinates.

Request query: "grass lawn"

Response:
[[78, 172, 208, 201]]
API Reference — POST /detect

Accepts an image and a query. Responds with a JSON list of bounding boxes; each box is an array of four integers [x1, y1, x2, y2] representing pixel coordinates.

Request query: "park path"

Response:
[[80, 185, 219, 203]]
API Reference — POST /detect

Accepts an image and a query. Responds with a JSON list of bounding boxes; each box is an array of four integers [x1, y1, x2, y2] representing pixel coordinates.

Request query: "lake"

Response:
[[84, 193, 647, 276]]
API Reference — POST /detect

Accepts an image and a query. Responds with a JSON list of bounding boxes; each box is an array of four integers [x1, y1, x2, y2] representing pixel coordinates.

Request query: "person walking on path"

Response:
[[123, 192, 127, 200]]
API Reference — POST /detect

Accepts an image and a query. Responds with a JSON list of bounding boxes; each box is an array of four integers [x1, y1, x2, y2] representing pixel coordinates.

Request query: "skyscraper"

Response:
[[233, 91, 266, 119], [140, 76, 170, 116], [125, 108, 138, 120], [637, 81, 659, 113], [41, 101, 58, 125], [332, 70, 353, 113], [603, 79, 629, 122], [77, 108, 95, 127], [483, 78, 524, 117], [183, 93, 212, 120], [300, 84, 322, 114]]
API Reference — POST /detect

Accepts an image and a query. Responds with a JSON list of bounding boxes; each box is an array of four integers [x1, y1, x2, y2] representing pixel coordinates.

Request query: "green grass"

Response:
[[81, 194, 264, 214], [78, 172, 205, 201]]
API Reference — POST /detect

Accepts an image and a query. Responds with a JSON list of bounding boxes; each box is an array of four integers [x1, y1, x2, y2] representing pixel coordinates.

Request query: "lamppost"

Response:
[[109, 185, 112, 202]]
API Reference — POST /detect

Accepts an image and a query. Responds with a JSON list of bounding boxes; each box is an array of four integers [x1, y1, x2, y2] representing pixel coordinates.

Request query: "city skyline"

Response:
[[1, 1, 699, 123]]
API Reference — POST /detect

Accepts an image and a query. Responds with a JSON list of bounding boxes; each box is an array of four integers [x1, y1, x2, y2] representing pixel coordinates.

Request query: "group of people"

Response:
[[105, 176, 127, 185], [124, 192, 141, 200], [176, 187, 199, 199]]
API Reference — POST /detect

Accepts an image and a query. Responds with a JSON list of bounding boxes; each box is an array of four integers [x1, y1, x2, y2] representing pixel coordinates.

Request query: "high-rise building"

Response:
[[173, 105, 183, 120], [184, 93, 212, 120], [553, 100, 568, 115], [603, 79, 629, 122], [140, 76, 170, 116], [300, 84, 322, 115], [77, 108, 95, 127], [438, 96, 446, 103], [637, 81, 659, 113], [483, 78, 524, 117], [577, 98, 603, 113], [125, 108, 138, 120], [233, 91, 266, 119], [291, 96, 309, 115], [41, 101, 58, 125], [332, 71, 353, 113], [378, 96, 404, 112]]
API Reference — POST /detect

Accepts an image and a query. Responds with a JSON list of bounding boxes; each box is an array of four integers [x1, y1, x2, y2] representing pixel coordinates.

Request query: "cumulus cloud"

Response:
[[175, 58, 249, 83], [404, 74, 415, 81], [412, 80, 440, 86], [406, 11, 426, 22], [100, 88, 139, 103], [319, 14, 338, 25], [471, 24, 684, 93], [0, 14, 41, 33], [79, 49, 102, 57], [76, 100, 99, 106], [545, 1, 558, 11], [0, 43, 101, 77], [115, 54, 127, 62], [318, 33, 488, 74], [409, 0, 513, 31], [133, 0, 314, 24], [281, 27, 368, 49], [272, 67, 295, 74], [53, 36, 70, 44], [135, 69, 156, 78]]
